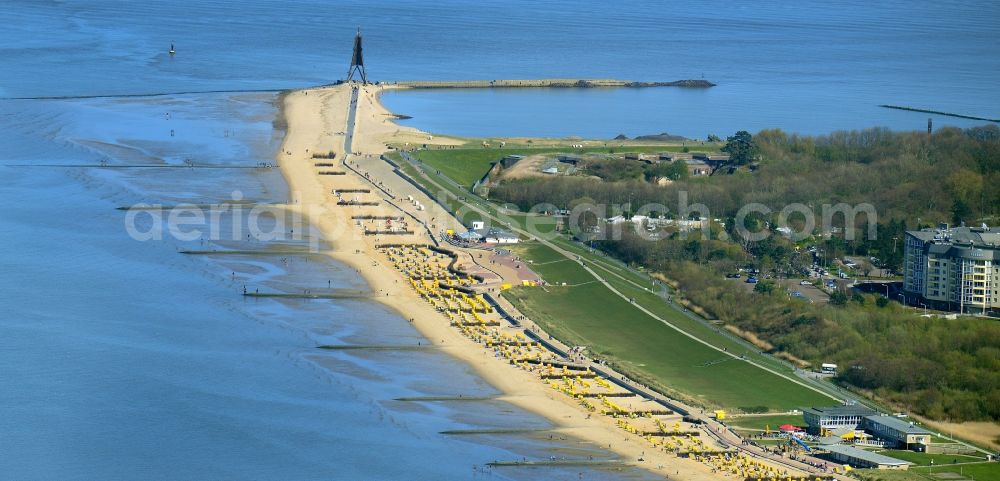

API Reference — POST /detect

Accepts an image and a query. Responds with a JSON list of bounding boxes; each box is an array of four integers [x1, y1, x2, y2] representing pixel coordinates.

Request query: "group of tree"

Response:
[[589, 228, 1000, 422], [492, 125, 1000, 269], [716, 130, 760, 173], [487, 125, 1000, 422], [664, 257, 1000, 422]]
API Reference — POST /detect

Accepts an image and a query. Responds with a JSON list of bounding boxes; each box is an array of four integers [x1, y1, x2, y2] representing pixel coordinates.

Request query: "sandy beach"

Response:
[[275, 83, 814, 480]]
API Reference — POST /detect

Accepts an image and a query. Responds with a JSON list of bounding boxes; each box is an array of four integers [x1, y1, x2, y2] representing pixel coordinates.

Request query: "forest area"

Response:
[[492, 126, 1000, 272], [494, 126, 999, 239], [488, 125, 1000, 422]]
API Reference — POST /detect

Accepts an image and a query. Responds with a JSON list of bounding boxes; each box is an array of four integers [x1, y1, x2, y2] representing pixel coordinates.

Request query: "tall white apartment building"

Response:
[[903, 224, 1000, 316]]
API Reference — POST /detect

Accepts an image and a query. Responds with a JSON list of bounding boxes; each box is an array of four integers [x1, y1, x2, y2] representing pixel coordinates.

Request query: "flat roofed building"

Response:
[[803, 405, 876, 434], [481, 228, 519, 244], [863, 415, 931, 449], [459, 228, 518, 244], [823, 444, 912, 470], [903, 225, 1000, 315]]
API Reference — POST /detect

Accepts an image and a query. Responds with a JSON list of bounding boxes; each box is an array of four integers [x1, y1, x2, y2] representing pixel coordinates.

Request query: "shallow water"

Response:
[[0, 93, 656, 479], [2, 0, 994, 138], [377, 0, 998, 138], [2, 1, 995, 478]]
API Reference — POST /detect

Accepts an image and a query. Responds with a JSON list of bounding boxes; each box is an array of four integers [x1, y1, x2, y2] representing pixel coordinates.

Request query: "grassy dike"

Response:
[[386, 148, 842, 412], [398, 144, 706, 188], [502, 243, 830, 410]]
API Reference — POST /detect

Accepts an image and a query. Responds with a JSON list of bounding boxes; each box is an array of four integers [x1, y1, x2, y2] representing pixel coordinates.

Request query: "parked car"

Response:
[[746, 277, 759, 284], [800, 280, 812, 286]]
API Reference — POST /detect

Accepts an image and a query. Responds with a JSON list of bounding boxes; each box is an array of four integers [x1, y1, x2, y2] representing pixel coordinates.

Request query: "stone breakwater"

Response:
[[381, 78, 716, 89]]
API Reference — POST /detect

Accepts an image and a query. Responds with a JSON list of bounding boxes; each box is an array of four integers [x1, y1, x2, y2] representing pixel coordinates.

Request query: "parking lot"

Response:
[[726, 276, 832, 305]]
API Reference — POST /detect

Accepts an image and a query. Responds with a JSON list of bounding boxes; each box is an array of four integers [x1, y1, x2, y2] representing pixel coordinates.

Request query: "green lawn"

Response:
[[911, 461, 1000, 479], [398, 153, 838, 412], [408, 149, 501, 188], [874, 450, 986, 466], [727, 414, 806, 431], [503, 241, 832, 411], [856, 461, 1000, 481], [396, 161, 487, 226], [852, 469, 924, 481], [408, 144, 709, 189], [539, 236, 801, 375], [512, 243, 591, 285], [507, 213, 560, 236], [383, 151, 404, 163]]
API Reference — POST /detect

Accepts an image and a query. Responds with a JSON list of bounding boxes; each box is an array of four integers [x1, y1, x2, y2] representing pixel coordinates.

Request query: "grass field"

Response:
[[390, 145, 992, 456], [408, 144, 709, 189], [383, 151, 404, 163], [910, 461, 1000, 479], [396, 154, 840, 411], [542, 233, 802, 375], [503, 241, 832, 411], [407, 149, 499, 188], [726, 414, 806, 431], [855, 461, 1000, 481], [873, 450, 986, 466], [506, 213, 561, 236]]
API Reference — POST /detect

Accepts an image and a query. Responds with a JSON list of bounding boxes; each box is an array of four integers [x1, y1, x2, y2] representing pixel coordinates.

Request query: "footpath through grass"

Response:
[[504, 241, 832, 411], [874, 450, 987, 466], [396, 154, 836, 411], [540, 232, 802, 376], [909, 461, 1000, 479]]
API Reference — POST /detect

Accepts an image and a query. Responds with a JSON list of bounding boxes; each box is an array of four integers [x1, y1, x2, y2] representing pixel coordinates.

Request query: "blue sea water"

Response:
[[377, 1, 1000, 138], [2, 1, 995, 137], [0, 1, 997, 479], [0, 92, 650, 480]]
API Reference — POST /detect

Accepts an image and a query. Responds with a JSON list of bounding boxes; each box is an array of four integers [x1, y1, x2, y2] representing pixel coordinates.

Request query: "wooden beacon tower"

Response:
[[346, 28, 368, 84]]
